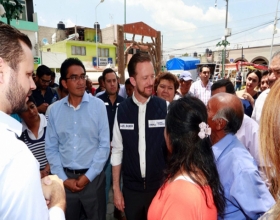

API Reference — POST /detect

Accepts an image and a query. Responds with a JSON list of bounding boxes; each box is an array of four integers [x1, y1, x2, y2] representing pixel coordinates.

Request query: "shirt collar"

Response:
[[212, 134, 235, 160], [200, 80, 212, 88], [22, 113, 47, 132], [0, 111, 22, 137], [132, 93, 151, 106], [63, 91, 89, 105]]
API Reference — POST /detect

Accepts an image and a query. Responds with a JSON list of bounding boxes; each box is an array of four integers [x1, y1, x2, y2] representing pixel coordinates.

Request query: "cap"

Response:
[[179, 71, 193, 81]]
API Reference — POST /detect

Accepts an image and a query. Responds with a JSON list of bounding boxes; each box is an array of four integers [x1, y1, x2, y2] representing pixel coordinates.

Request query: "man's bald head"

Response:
[[208, 93, 244, 135]]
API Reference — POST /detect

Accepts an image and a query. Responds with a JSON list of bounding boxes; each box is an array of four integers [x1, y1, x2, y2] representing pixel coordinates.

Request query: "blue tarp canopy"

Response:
[[166, 57, 200, 70]]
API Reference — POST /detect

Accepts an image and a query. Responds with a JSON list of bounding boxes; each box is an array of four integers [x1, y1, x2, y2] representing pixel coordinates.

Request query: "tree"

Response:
[[0, 0, 23, 25], [181, 52, 189, 57]]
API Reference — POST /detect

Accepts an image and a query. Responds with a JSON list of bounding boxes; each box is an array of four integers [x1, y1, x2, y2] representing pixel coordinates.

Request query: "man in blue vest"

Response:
[[111, 53, 168, 220]]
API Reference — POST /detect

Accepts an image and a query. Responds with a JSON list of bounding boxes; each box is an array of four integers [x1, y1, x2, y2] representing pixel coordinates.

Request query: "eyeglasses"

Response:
[[40, 78, 52, 84], [65, 75, 88, 82]]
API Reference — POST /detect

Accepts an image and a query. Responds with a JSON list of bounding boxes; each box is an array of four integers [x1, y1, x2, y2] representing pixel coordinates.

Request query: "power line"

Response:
[[163, 18, 279, 53]]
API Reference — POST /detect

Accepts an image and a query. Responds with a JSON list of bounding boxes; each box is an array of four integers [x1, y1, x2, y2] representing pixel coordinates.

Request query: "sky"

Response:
[[33, 0, 280, 58]]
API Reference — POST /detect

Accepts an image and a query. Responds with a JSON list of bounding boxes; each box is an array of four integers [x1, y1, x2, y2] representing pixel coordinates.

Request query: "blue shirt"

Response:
[[212, 134, 274, 220], [45, 92, 110, 182]]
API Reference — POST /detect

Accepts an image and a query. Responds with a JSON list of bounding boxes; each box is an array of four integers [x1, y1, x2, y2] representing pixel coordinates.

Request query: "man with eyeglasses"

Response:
[[189, 65, 212, 105], [252, 50, 280, 124], [32, 65, 59, 114], [45, 58, 110, 220]]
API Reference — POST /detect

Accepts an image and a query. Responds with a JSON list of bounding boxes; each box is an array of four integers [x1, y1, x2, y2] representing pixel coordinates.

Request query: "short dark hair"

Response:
[[27, 95, 36, 105], [98, 75, 103, 84], [125, 78, 132, 86], [246, 69, 262, 83], [199, 65, 210, 73], [211, 79, 235, 94], [60, 58, 86, 79], [36, 65, 52, 78], [262, 70, 269, 77], [102, 68, 117, 81], [127, 53, 152, 77], [154, 72, 179, 93], [51, 71, 56, 78], [0, 22, 32, 72]]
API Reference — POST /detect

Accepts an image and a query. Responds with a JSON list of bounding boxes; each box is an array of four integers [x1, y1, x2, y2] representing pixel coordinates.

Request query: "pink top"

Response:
[[148, 176, 217, 220]]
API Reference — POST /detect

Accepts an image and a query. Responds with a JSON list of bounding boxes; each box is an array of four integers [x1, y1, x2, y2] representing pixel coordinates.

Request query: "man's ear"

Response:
[[61, 79, 68, 89], [215, 118, 227, 131], [130, 77, 136, 87]]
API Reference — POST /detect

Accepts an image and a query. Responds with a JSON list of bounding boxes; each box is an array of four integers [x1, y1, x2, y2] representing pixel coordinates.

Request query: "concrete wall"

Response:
[[38, 26, 57, 47], [101, 25, 117, 44]]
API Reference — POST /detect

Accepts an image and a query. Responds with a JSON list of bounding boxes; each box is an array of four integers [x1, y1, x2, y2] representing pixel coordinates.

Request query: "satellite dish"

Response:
[[42, 38, 49, 45]]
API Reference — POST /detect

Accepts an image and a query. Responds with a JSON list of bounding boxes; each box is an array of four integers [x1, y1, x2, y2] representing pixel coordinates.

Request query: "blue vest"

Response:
[[117, 96, 167, 192]]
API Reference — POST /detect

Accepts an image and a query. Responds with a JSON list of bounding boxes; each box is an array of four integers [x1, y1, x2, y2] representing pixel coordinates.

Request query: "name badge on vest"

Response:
[[104, 102, 109, 105], [120, 123, 134, 130], [148, 119, 165, 128]]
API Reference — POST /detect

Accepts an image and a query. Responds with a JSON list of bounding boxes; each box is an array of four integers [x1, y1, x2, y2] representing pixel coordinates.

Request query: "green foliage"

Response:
[[0, 0, 23, 25]]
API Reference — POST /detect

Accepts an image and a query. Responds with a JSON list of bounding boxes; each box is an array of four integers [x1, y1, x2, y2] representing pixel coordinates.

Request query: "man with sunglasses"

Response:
[[252, 50, 280, 124], [45, 58, 110, 220], [189, 65, 212, 105], [32, 65, 59, 114]]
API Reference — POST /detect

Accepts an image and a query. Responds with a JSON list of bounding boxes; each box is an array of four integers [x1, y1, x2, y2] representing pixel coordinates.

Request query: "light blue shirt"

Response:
[[212, 134, 275, 220], [45, 92, 110, 182]]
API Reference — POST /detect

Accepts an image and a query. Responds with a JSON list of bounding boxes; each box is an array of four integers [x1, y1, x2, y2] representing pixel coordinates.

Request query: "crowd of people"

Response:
[[1, 22, 280, 220]]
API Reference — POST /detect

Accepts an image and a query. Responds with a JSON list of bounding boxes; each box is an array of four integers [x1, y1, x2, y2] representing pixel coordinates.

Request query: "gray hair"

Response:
[[271, 50, 280, 61], [212, 107, 242, 134]]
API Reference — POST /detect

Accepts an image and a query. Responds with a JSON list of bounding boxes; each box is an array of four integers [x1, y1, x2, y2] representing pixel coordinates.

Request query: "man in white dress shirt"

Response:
[[0, 22, 66, 220], [252, 50, 280, 124], [111, 53, 168, 220], [189, 65, 212, 105]]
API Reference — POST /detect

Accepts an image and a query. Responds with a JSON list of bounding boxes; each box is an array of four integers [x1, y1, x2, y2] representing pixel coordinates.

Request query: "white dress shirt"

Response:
[[111, 95, 150, 177], [189, 80, 212, 105], [111, 94, 168, 178], [0, 111, 64, 220], [251, 89, 270, 124], [21, 113, 47, 139], [236, 114, 261, 166]]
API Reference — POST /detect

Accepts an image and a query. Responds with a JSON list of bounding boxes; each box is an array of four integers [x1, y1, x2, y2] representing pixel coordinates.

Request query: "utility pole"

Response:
[[269, 0, 280, 65]]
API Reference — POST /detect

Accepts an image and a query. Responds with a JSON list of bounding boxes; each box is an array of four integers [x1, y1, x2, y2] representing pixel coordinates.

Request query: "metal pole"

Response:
[[269, 0, 280, 65], [223, 0, 229, 78], [95, 0, 104, 69], [124, 0, 126, 39], [241, 46, 243, 72]]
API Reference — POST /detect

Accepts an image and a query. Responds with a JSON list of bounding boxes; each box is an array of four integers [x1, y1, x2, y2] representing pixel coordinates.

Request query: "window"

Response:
[[98, 48, 109, 57], [71, 46, 86, 56]]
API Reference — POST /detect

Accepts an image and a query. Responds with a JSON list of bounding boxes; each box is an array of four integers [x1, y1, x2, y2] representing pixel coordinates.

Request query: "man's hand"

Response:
[[63, 178, 84, 193], [41, 175, 66, 211], [113, 188, 125, 212], [37, 103, 49, 113], [76, 175, 90, 188]]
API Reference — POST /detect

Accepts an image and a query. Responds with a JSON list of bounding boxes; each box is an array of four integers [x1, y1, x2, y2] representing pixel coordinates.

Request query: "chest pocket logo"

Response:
[[148, 120, 165, 128], [120, 123, 134, 130]]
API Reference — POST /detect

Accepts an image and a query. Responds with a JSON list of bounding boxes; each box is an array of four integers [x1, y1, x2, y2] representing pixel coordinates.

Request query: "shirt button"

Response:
[[74, 146, 76, 149], [74, 122, 77, 124]]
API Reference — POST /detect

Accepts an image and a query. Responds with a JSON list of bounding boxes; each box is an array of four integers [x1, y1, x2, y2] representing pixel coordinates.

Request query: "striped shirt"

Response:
[[19, 114, 48, 170], [189, 80, 212, 105]]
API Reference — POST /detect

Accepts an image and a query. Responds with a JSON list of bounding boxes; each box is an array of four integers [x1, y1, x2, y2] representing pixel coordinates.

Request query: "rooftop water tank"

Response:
[[57, 21, 65, 30]]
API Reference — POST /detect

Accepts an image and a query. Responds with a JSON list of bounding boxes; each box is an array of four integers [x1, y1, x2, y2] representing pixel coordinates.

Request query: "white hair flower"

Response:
[[198, 122, 211, 139]]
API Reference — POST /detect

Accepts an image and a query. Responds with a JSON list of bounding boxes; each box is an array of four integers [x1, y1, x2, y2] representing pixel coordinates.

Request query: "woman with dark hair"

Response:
[[154, 72, 179, 103], [19, 96, 50, 178], [236, 69, 262, 117], [148, 96, 225, 220]]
